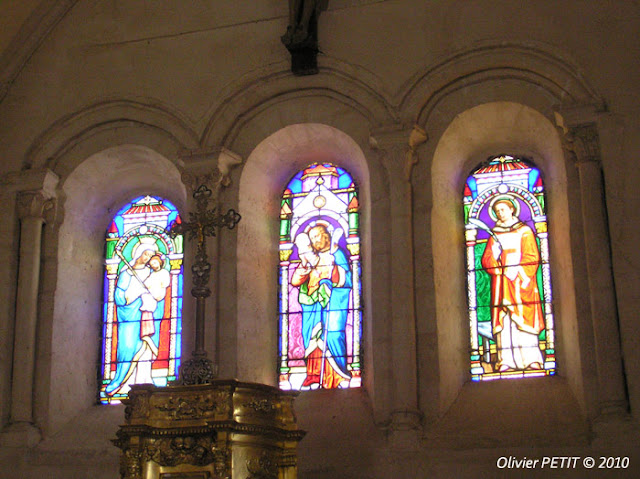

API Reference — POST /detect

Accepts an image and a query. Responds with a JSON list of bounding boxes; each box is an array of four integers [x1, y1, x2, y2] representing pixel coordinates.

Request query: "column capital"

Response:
[[16, 191, 55, 220], [178, 147, 243, 196], [569, 123, 601, 166], [369, 124, 415, 151], [554, 115, 601, 167], [369, 124, 428, 181]]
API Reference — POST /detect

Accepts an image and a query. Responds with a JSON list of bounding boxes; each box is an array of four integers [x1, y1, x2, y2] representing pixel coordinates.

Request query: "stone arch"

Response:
[[25, 99, 200, 175], [400, 42, 602, 129], [235, 123, 376, 390], [201, 58, 399, 149], [429, 101, 585, 423], [38, 144, 187, 435]]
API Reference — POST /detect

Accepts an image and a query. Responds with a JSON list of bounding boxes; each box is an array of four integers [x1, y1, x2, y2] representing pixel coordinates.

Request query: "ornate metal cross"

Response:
[[169, 184, 241, 385]]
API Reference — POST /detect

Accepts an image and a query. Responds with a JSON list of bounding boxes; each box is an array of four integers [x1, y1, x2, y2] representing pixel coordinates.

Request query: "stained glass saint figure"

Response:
[[100, 195, 183, 404], [463, 156, 556, 380], [278, 163, 362, 390]]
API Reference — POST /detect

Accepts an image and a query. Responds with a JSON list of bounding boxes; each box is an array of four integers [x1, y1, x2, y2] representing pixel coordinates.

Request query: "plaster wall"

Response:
[[45, 145, 186, 434]]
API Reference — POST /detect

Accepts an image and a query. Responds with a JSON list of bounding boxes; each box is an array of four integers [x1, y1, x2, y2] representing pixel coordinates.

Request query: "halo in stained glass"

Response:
[[100, 195, 184, 404], [463, 155, 556, 381], [278, 163, 363, 390]]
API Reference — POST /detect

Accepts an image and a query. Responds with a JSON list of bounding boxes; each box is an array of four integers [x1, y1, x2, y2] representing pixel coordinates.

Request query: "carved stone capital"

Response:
[[554, 111, 602, 167], [16, 191, 55, 220], [369, 124, 428, 181], [179, 147, 243, 195], [181, 168, 222, 197], [369, 124, 414, 153], [569, 123, 601, 165]]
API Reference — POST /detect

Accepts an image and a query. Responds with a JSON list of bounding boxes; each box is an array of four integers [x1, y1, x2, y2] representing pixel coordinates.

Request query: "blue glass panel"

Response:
[[464, 156, 556, 381], [100, 195, 183, 405], [279, 163, 362, 391], [466, 177, 478, 198], [528, 168, 540, 192]]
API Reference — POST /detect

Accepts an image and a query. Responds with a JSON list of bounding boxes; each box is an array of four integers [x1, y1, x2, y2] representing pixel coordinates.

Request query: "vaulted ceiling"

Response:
[[0, 0, 78, 100], [0, 0, 40, 55]]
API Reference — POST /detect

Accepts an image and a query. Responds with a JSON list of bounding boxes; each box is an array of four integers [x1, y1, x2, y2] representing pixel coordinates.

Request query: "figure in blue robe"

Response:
[[292, 225, 352, 389], [105, 245, 156, 396]]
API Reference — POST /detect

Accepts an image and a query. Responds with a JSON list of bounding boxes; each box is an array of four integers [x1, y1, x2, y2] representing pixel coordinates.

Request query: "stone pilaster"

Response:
[[176, 147, 243, 376], [566, 123, 628, 418], [1, 169, 58, 446], [370, 125, 426, 445]]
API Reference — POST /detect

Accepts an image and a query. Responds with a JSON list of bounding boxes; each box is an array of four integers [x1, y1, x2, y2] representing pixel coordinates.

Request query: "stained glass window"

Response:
[[100, 195, 183, 404], [278, 163, 362, 390], [463, 155, 556, 381]]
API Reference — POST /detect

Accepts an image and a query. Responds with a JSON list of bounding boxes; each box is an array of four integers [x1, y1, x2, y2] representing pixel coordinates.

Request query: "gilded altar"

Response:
[[113, 380, 305, 479]]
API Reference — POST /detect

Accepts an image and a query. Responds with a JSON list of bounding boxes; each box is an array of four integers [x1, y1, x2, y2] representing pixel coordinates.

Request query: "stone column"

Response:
[[1, 169, 57, 446], [178, 147, 242, 376], [370, 125, 427, 446], [569, 123, 628, 417]]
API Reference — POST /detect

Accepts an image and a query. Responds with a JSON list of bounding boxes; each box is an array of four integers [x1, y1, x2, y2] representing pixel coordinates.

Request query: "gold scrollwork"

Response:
[[243, 398, 277, 414], [156, 392, 229, 419], [123, 447, 143, 479], [145, 436, 215, 467], [246, 450, 279, 479], [212, 444, 231, 479]]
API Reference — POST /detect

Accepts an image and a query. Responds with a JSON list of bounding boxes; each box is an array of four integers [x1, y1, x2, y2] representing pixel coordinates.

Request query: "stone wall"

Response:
[[1, 1, 639, 477]]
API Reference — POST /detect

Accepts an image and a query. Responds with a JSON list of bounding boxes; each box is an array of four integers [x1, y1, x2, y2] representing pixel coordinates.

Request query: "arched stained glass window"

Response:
[[100, 195, 183, 404], [463, 155, 556, 381], [278, 163, 362, 390]]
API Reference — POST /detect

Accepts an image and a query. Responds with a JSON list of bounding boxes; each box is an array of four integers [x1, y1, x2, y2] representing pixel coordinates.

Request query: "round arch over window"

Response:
[[463, 155, 556, 381], [278, 163, 363, 390], [100, 195, 184, 404]]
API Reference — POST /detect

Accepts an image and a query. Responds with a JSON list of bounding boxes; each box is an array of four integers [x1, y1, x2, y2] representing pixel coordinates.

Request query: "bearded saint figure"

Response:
[[291, 224, 352, 389]]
